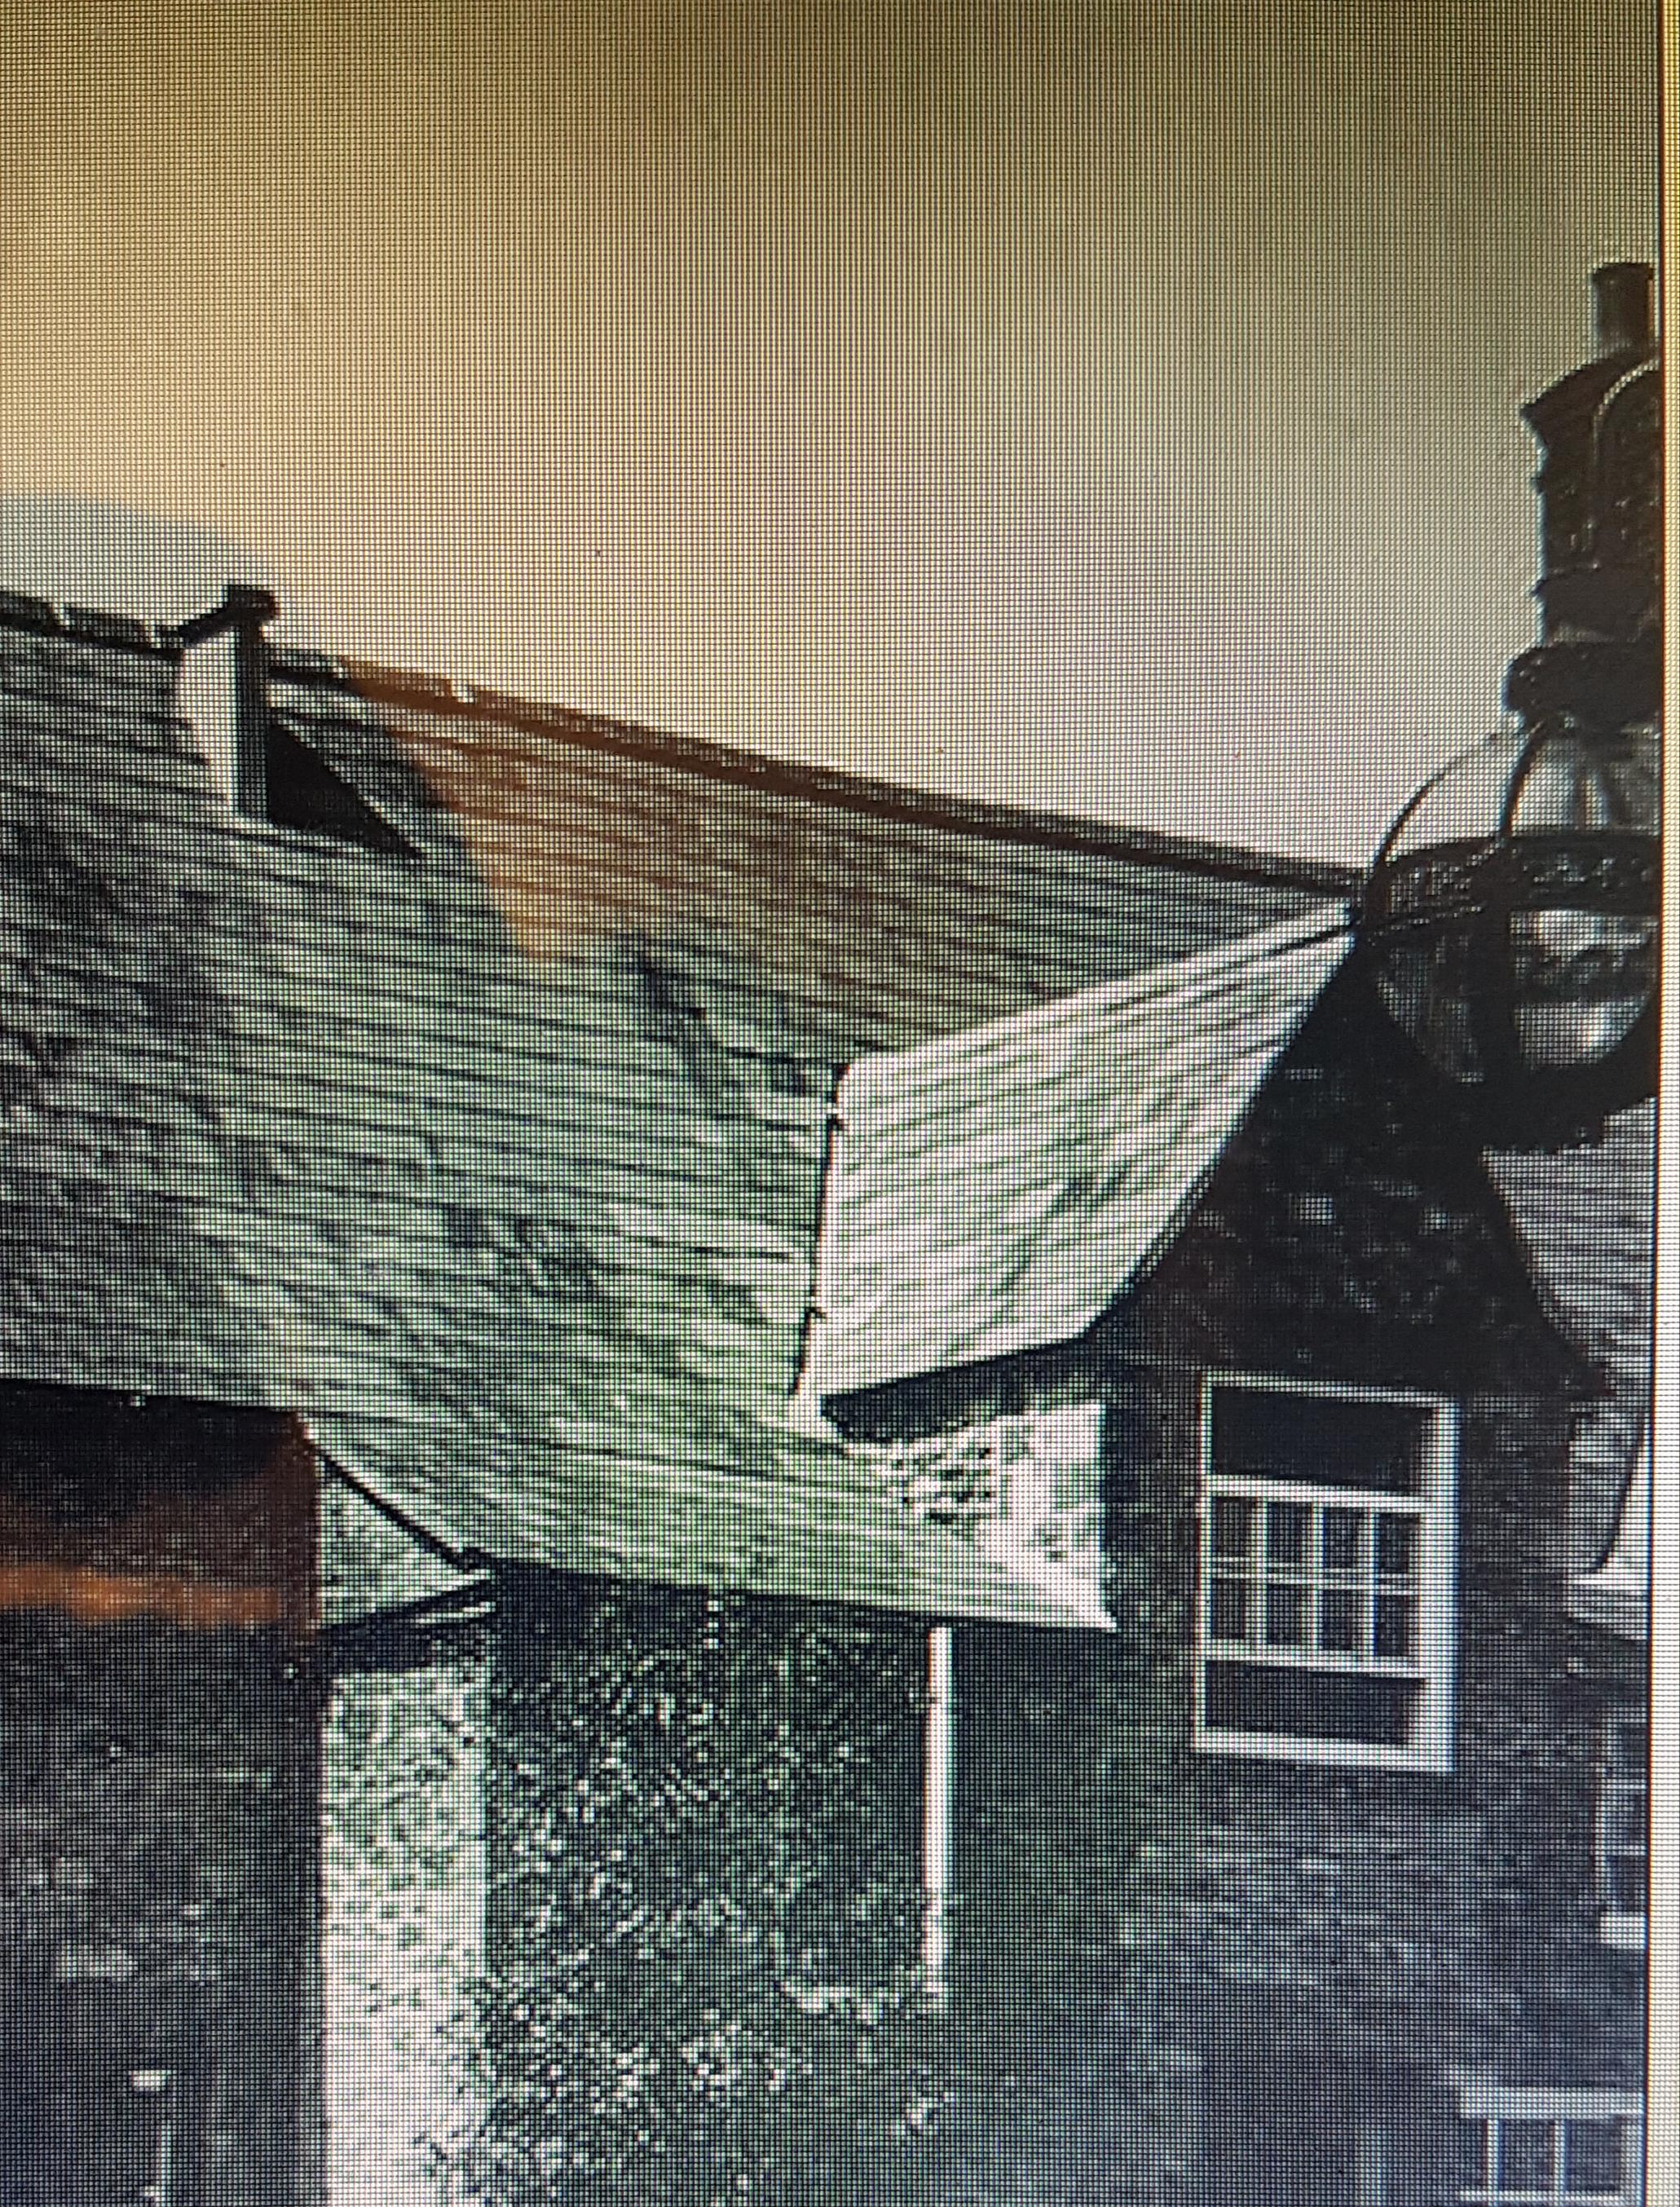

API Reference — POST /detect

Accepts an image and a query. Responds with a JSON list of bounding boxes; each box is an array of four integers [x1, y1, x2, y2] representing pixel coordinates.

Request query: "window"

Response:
[[1455, 2084, 1643, 2206], [1195, 1375, 1457, 1772], [1597, 1710, 1647, 1953]]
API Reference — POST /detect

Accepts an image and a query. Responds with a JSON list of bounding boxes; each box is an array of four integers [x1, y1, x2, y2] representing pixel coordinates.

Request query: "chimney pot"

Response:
[[224, 581, 280, 625], [1591, 262, 1655, 357]]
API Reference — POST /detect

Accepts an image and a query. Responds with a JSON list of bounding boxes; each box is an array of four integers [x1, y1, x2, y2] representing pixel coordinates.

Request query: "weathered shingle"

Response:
[[0, 610, 1349, 1623], [805, 915, 1351, 1397]]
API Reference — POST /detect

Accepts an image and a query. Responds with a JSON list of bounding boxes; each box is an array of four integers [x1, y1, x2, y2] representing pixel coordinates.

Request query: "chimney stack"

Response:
[[168, 582, 279, 818], [1591, 261, 1655, 357]]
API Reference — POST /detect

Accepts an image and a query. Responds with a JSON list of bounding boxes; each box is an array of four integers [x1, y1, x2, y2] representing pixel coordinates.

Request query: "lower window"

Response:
[[1194, 1374, 1457, 1772], [1597, 1709, 1647, 1953], [1456, 2085, 1643, 2206]]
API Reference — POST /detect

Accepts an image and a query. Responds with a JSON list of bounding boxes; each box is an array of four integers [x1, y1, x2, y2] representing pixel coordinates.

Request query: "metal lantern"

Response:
[[1360, 263, 1661, 1148], [1360, 721, 1660, 1142]]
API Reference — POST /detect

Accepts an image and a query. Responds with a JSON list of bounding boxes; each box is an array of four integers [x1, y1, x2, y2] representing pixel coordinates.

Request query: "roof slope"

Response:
[[1484, 1102, 1656, 1637], [0, 599, 1342, 1625], [805, 913, 1351, 1398]]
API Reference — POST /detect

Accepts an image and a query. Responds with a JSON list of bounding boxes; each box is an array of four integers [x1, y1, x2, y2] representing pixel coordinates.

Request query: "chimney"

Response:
[[169, 583, 279, 817], [1590, 262, 1655, 358]]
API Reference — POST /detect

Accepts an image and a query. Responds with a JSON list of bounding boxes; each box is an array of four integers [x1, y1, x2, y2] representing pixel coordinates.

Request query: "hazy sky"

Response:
[[0, 2, 1660, 860]]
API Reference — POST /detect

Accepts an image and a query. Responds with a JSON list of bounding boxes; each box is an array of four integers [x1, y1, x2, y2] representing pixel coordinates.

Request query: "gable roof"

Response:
[[1571, 1422, 1648, 1643], [0, 597, 1345, 1627], [803, 913, 1351, 1400], [1482, 1102, 1656, 1616]]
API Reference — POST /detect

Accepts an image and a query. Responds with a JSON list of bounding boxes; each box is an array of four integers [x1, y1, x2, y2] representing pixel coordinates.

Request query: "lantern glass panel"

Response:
[[1510, 908, 1657, 1068], [1374, 928, 1488, 1082], [1385, 731, 1525, 859], [1507, 728, 1659, 835]]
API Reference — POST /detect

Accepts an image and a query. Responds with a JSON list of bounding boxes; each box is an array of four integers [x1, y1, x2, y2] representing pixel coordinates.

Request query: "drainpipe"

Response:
[[921, 1622, 953, 2010]]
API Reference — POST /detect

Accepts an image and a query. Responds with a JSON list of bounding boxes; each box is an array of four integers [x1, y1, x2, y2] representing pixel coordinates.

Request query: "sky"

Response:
[[0, 1, 1660, 862]]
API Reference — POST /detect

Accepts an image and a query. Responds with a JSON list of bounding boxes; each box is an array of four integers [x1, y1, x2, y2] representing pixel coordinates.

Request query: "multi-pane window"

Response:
[[1456, 2086, 1643, 2206], [1598, 1710, 1647, 1953], [1196, 1375, 1457, 1772]]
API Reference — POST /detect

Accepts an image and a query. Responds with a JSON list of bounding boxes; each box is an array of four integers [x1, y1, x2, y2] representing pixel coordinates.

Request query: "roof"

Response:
[[1483, 1101, 1656, 1631], [0, 594, 1343, 1627], [1571, 1423, 1648, 1643], [804, 913, 1351, 1399]]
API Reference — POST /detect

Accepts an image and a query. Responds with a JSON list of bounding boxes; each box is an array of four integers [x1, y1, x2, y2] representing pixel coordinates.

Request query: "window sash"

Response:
[[1205, 1483, 1425, 1674], [1597, 1712, 1648, 1940], [1459, 2109, 1643, 2205], [1194, 1375, 1456, 1773]]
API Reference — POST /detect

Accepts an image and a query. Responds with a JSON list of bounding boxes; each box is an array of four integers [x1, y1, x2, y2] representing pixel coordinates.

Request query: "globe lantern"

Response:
[[1360, 722, 1659, 1143], [1360, 263, 1661, 1148]]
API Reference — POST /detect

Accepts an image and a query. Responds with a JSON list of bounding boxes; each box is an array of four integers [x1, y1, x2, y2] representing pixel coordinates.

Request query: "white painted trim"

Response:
[[1205, 1472, 1429, 1507], [921, 1625, 954, 2011], [1452, 2081, 1644, 2122], [1207, 1370, 1452, 1409], [1193, 1728, 1452, 1775]]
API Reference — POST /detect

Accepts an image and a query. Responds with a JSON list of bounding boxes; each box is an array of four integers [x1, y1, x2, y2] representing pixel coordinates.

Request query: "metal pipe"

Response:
[[921, 1622, 953, 2009]]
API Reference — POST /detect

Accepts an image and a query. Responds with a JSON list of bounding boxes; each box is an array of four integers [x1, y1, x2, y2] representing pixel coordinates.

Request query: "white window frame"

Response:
[[1597, 1709, 1647, 1955], [1193, 1372, 1457, 1774], [1454, 2082, 1644, 2205]]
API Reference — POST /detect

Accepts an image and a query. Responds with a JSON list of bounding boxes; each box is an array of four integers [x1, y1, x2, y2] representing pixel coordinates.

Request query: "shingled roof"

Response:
[[1483, 1102, 1656, 1639], [0, 594, 1348, 1627], [803, 912, 1351, 1399]]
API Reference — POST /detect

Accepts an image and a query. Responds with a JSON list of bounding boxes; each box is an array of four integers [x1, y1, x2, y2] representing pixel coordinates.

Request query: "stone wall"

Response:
[[0, 1611, 318, 2207], [444, 1563, 1642, 2205], [323, 1640, 487, 2207]]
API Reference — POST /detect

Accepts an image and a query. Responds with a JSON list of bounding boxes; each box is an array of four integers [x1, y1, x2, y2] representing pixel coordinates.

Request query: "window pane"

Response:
[[1322, 1508, 1364, 1576], [1563, 2117, 1625, 2195], [1374, 1596, 1416, 1663], [1204, 1663, 1416, 1746], [1213, 1495, 1255, 1559], [1456, 2117, 1491, 2196], [1377, 1515, 1418, 1582], [1497, 2119, 1554, 2192], [1210, 1387, 1428, 1493], [1606, 1850, 1646, 1914], [1321, 1588, 1360, 1653], [1210, 1576, 1251, 1644], [1267, 1502, 1309, 1569], [1265, 1584, 1307, 1649]]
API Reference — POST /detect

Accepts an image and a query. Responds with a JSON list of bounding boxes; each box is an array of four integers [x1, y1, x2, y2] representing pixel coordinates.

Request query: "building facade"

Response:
[[0, 271, 1654, 2207]]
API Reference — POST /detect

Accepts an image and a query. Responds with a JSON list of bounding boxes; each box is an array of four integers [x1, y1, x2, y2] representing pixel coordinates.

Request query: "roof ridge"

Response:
[[838, 907, 1353, 1097], [324, 656, 1359, 893], [0, 587, 1358, 892]]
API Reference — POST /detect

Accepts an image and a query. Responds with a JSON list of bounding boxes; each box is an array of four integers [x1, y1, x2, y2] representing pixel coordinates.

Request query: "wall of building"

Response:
[[456, 1577, 1209, 2207], [450, 1527, 1641, 2206], [0, 1387, 321, 2205], [0, 1609, 319, 2207], [322, 1635, 487, 2207]]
